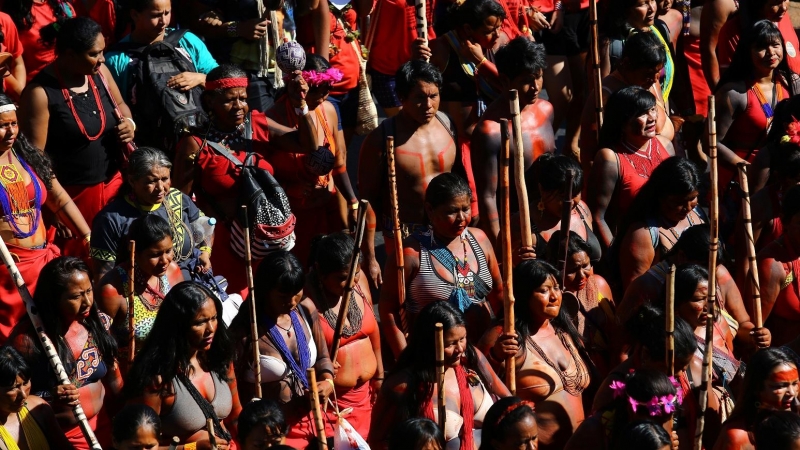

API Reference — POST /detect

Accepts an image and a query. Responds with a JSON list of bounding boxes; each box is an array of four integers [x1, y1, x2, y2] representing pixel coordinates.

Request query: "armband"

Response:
[[125, 117, 136, 131], [295, 104, 309, 116], [555, 1, 564, 10]]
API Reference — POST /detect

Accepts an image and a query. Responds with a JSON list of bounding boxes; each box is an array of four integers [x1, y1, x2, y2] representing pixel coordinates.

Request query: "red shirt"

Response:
[[19, 2, 74, 81], [367, 0, 436, 76], [296, 12, 359, 95], [0, 12, 23, 94], [72, 0, 117, 47]]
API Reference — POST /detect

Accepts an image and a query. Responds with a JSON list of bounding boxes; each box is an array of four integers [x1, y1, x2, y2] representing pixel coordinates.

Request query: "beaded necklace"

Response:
[[527, 328, 589, 396], [133, 268, 169, 311], [0, 151, 42, 238], [620, 138, 662, 179], [55, 64, 106, 141], [751, 78, 783, 128], [264, 310, 311, 389]]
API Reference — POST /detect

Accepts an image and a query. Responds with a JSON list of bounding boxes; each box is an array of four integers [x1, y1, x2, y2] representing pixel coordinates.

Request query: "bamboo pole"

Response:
[[499, 119, 516, 394], [414, 0, 429, 61], [738, 163, 764, 328], [0, 238, 102, 449], [558, 171, 575, 289], [330, 200, 369, 362], [435, 322, 446, 434], [695, 95, 718, 450], [509, 90, 532, 248], [243, 205, 262, 399], [308, 368, 329, 449], [589, 0, 604, 141], [666, 264, 676, 376], [127, 240, 136, 364], [387, 136, 408, 333]]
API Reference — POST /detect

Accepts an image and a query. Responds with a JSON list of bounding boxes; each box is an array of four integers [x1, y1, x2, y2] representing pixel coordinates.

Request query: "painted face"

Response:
[[528, 275, 561, 321], [0, 375, 29, 416], [70, 33, 106, 75], [130, 165, 171, 206], [0, 110, 18, 152], [512, 70, 544, 105], [564, 251, 592, 293], [762, 0, 789, 22], [402, 81, 440, 125], [113, 425, 160, 450], [265, 287, 304, 317], [131, 0, 171, 42], [426, 194, 472, 240], [491, 413, 538, 450], [442, 325, 467, 367], [242, 424, 286, 449], [136, 236, 174, 277], [58, 270, 94, 324], [751, 38, 784, 72], [677, 280, 708, 329], [758, 363, 800, 411], [465, 15, 503, 49], [187, 297, 218, 352], [660, 190, 699, 224], [628, 0, 657, 30], [211, 87, 249, 130], [624, 106, 658, 142]]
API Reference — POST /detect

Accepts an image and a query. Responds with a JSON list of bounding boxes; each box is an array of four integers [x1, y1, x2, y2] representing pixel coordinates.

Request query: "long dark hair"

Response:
[[392, 301, 492, 421], [0, 346, 31, 387], [605, 369, 678, 448], [0, 95, 53, 190], [625, 304, 697, 369], [598, 86, 657, 149], [2, 0, 69, 31], [31, 257, 118, 373], [729, 347, 798, 427], [40, 17, 102, 53], [124, 281, 235, 398]]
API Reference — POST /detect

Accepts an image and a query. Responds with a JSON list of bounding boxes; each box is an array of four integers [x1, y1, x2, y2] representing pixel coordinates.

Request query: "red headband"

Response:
[[205, 77, 249, 91]]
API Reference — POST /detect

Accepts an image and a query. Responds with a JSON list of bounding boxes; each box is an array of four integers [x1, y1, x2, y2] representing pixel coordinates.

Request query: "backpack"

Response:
[[116, 29, 204, 153]]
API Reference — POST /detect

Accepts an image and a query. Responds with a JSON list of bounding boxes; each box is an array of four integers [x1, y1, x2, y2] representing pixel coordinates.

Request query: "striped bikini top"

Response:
[[408, 230, 493, 315]]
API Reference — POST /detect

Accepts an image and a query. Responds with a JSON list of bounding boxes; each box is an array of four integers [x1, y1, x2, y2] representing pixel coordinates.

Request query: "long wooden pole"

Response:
[[499, 119, 516, 394], [509, 90, 532, 248], [207, 418, 216, 448], [738, 163, 764, 328], [127, 240, 136, 364], [0, 238, 102, 449], [435, 322, 446, 434], [308, 368, 328, 449], [414, 0, 429, 61], [558, 171, 574, 289], [589, 0, 603, 141], [242, 205, 262, 399], [695, 95, 718, 450], [387, 136, 408, 333], [330, 200, 369, 362], [666, 264, 676, 376]]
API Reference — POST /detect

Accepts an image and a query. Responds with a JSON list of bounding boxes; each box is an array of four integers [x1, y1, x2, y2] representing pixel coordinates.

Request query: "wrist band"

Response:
[[82, 234, 91, 244], [124, 117, 136, 131], [225, 21, 238, 38], [325, 378, 335, 389], [295, 104, 309, 116], [555, 1, 564, 10], [476, 57, 488, 71], [350, 201, 359, 210], [199, 245, 212, 255]]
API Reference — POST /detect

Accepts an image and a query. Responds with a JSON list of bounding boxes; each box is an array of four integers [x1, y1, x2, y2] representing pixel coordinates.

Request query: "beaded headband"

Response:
[[780, 117, 800, 145], [0, 104, 17, 114], [610, 376, 684, 416], [495, 400, 535, 426], [205, 77, 249, 91]]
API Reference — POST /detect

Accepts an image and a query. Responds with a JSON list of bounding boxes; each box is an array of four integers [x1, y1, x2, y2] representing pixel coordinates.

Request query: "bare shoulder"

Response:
[[594, 147, 618, 163]]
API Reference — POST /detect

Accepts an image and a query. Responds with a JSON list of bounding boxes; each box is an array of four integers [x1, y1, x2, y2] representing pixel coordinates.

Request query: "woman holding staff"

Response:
[[498, 119, 515, 393]]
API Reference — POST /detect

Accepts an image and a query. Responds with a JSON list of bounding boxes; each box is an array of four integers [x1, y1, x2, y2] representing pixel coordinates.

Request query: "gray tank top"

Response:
[[160, 373, 233, 440]]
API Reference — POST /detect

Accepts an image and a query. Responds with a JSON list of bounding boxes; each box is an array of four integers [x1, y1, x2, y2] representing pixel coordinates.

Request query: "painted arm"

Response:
[[472, 120, 502, 245], [588, 148, 619, 249], [758, 256, 785, 324]]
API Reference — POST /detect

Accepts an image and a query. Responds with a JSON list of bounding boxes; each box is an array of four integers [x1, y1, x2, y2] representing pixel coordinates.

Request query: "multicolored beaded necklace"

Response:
[[751, 79, 783, 128], [0, 151, 42, 238]]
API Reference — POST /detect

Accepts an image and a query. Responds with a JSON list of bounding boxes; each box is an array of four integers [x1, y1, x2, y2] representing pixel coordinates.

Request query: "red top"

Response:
[[717, 15, 800, 74], [295, 12, 359, 95], [72, 0, 117, 47], [0, 12, 23, 95], [683, 33, 711, 117], [760, 238, 800, 322], [19, 2, 73, 81], [366, 0, 436, 76], [318, 286, 377, 348], [615, 137, 670, 213]]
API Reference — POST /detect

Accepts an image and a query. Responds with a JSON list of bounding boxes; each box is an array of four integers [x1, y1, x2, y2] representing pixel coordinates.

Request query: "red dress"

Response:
[[615, 138, 670, 213], [756, 183, 784, 251], [366, 0, 436, 76], [683, 33, 711, 117]]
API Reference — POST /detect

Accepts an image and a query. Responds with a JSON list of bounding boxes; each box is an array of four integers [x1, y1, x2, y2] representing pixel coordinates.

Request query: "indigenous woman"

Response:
[[10, 257, 121, 449], [111, 404, 161, 450], [97, 215, 184, 362], [588, 85, 674, 252], [713, 348, 800, 450], [266, 55, 359, 265], [306, 232, 382, 438], [381, 173, 503, 358], [0, 346, 72, 449], [544, 232, 616, 378], [478, 396, 537, 450], [0, 93, 91, 341], [92, 147, 213, 282], [236, 399, 288, 449], [565, 369, 681, 450], [530, 154, 600, 264], [173, 64, 318, 298], [19, 17, 135, 259], [125, 281, 242, 449], [615, 421, 673, 450], [611, 157, 702, 290], [389, 418, 445, 450], [758, 185, 800, 346], [1, 0, 73, 81], [229, 251, 334, 449], [479, 259, 591, 450], [371, 301, 510, 450]]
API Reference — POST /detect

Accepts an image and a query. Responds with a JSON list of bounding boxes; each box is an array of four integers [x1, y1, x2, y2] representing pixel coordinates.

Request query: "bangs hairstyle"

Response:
[[395, 60, 443, 100], [238, 399, 288, 445], [308, 232, 357, 275], [447, 0, 507, 29], [254, 250, 305, 298], [598, 86, 657, 148], [674, 264, 708, 306], [532, 153, 583, 194], [127, 214, 174, 256], [620, 31, 667, 70], [495, 37, 547, 81], [0, 346, 30, 387], [717, 20, 794, 95]]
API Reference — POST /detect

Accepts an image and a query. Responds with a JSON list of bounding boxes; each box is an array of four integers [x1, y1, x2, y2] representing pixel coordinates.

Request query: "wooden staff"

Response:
[[509, 90, 532, 248], [435, 323, 446, 433], [308, 368, 329, 449], [0, 238, 102, 449], [589, 0, 603, 140], [414, 0, 429, 61], [243, 205, 263, 399], [558, 170, 574, 289], [666, 264, 676, 376], [738, 163, 764, 328], [168, 437, 179, 450], [127, 240, 136, 364], [695, 95, 718, 450], [387, 136, 408, 333], [499, 119, 516, 394], [207, 418, 217, 448], [330, 200, 369, 362]]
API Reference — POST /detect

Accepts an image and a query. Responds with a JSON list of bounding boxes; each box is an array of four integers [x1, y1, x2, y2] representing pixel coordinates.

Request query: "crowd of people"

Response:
[[0, 0, 798, 448]]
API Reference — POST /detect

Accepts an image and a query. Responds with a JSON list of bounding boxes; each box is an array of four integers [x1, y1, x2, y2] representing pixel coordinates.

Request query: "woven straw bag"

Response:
[[352, 40, 378, 135]]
